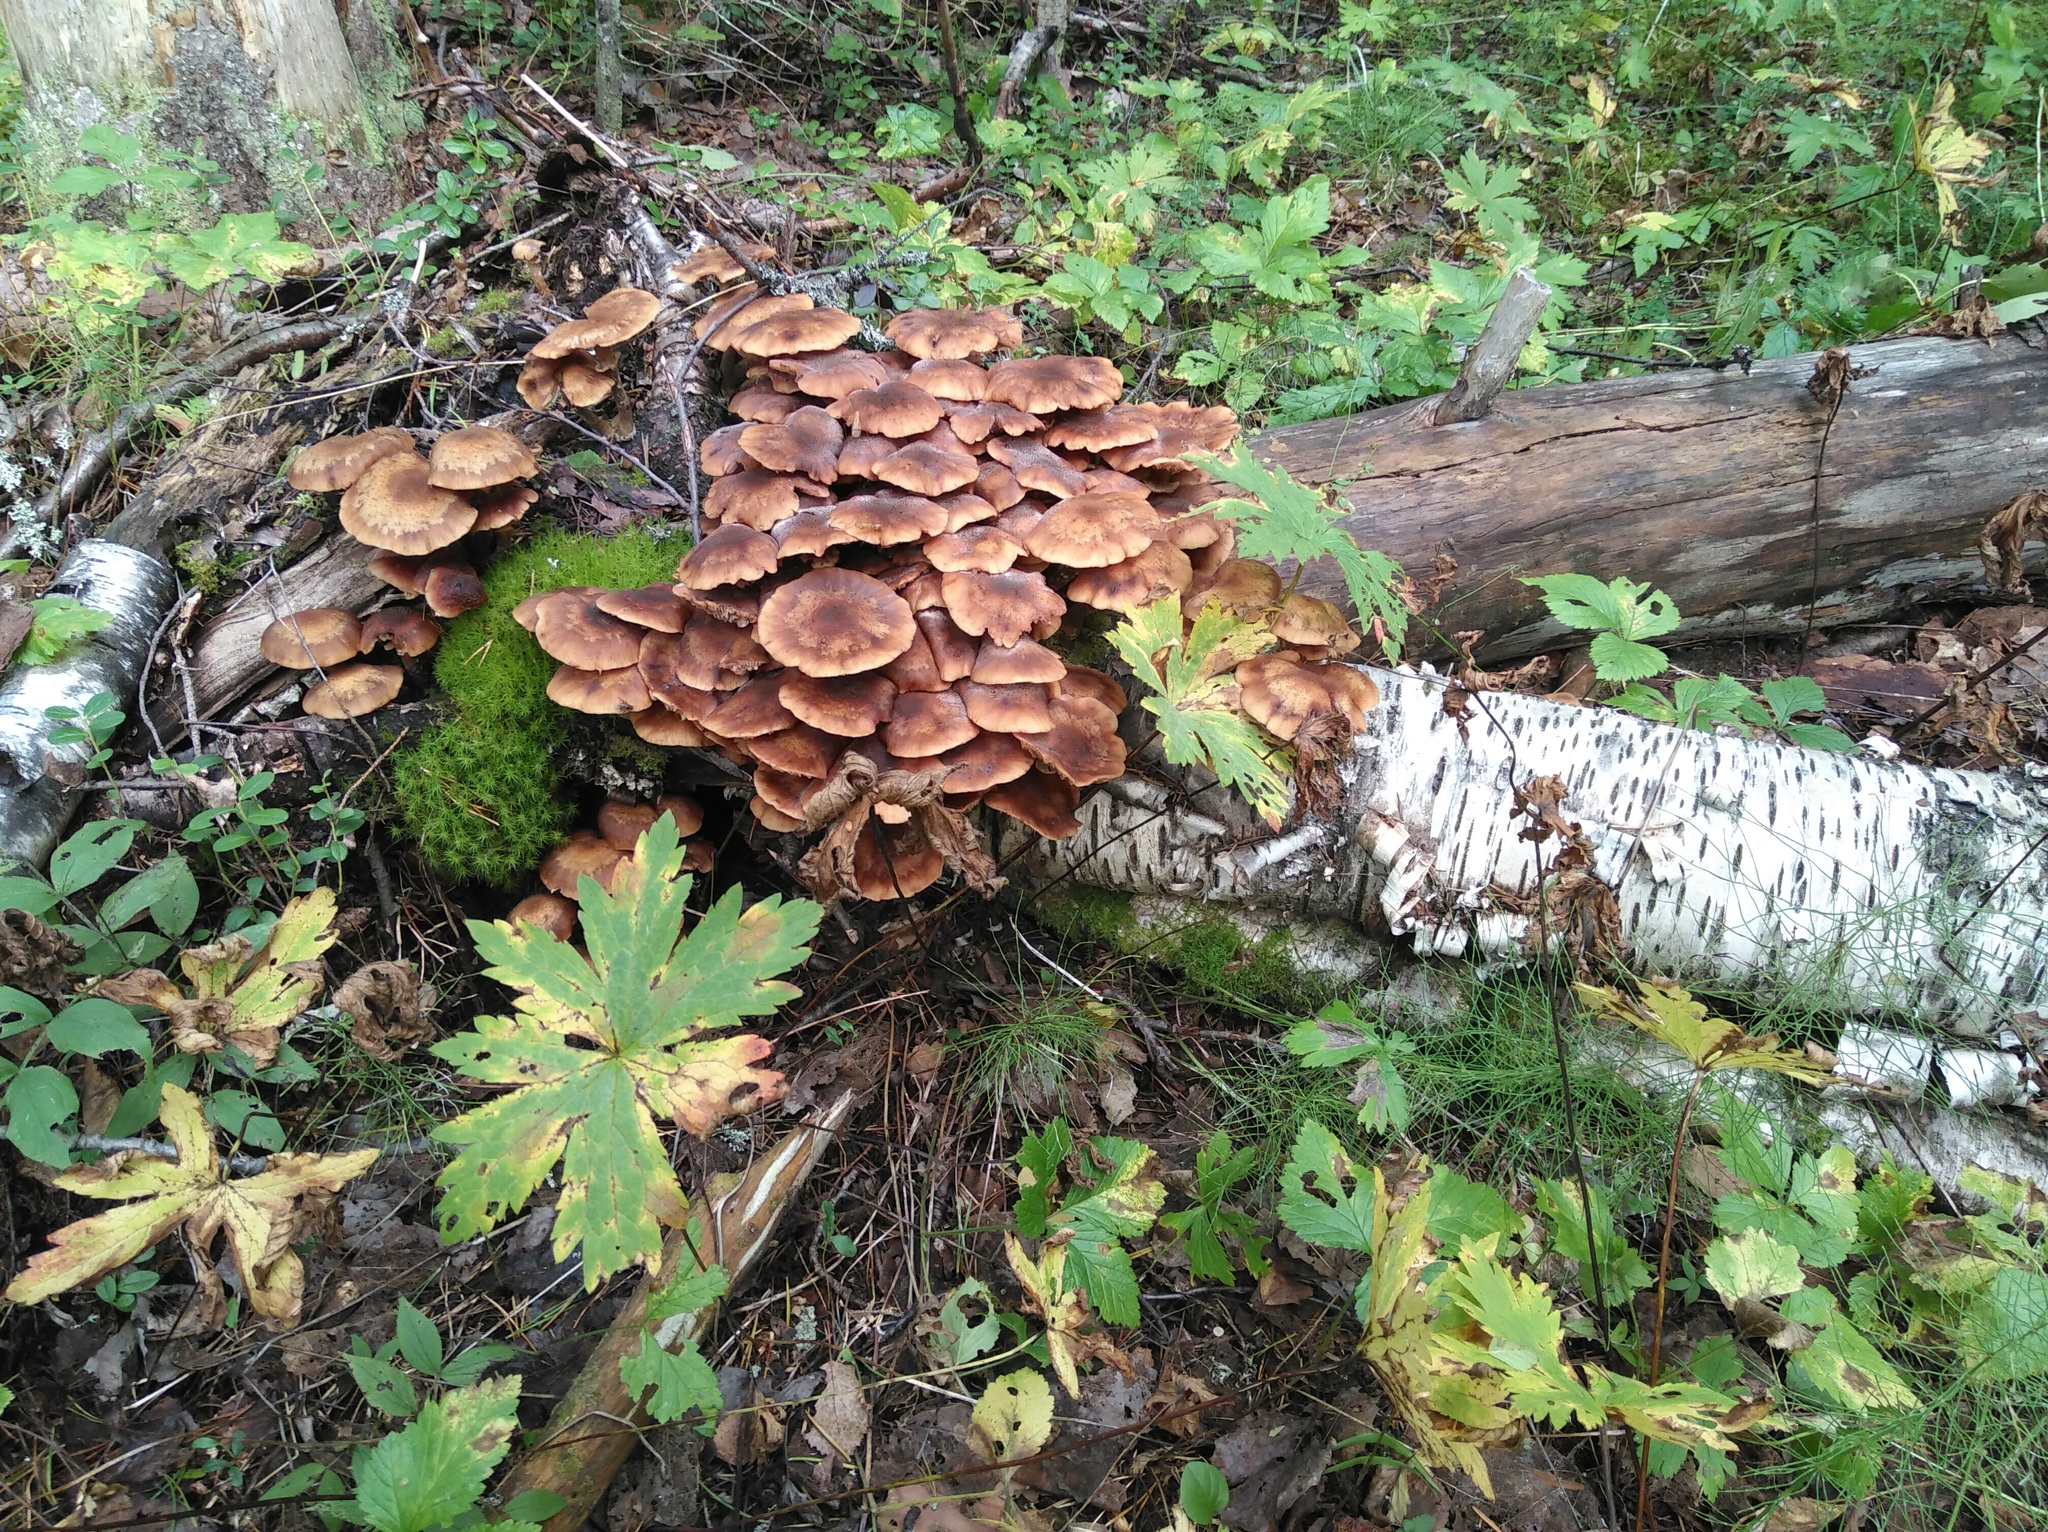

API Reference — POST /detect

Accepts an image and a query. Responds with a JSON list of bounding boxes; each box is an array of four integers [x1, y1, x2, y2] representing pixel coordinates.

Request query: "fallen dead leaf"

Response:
[[906, 1039, 946, 1087], [1099, 1062, 1138, 1126], [1013, 1347, 1158, 1511], [1213, 1412, 1331, 1532], [335, 960, 434, 1061], [1, 909, 83, 998], [805, 1360, 871, 1461]]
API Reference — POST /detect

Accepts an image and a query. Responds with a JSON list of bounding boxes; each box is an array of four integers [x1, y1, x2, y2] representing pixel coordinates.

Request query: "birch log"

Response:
[[1009, 668, 2048, 1034], [1257, 332, 2048, 660]]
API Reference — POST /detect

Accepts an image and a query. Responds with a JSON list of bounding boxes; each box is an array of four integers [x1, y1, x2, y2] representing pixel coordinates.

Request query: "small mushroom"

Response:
[[751, 796, 808, 834], [773, 509, 855, 558], [873, 440, 978, 496], [643, 615, 771, 694], [1238, 658, 1379, 740], [755, 568, 917, 678], [546, 664, 651, 714], [884, 307, 1022, 361], [707, 470, 827, 530], [940, 731, 1034, 793], [559, 360, 616, 408], [339, 453, 478, 556], [983, 768, 1082, 839], [531, 286, 662, 360], [533, 590, 647, 669], [599, 799, 660, 850], [778, 671, 898, 737], [699, 290, 811, 346], [830, 381, 944, 438], [915, 608, 979, 682], [1101, 402, 1240, 471], [985, 436, 1088, 499], [360, 607, 441, 658], [939, 569, 1065, 648], [972, 636, 1065, 685], [539, 831, 627, 895], [852, 819, 946, 898], [829, 491, 948, 547], [1056, 664, 1127, 716], [936, 492, 999, 533], [731, 386, 800, 423], [1192, 558, 1285, 620], [424, 562, 488, 618], [510, 892, 577, 941], [885, 688, 979, 757], [288, 427, 415, 493], [729, 306, 863, 359], [1044, 406, 1160, 453], [974, 464, 1026, 510], [748, 724, 840, 777], [836, 434, 900, 481], [701, 423, 759, 477], [738, 406, 844, 483], [260, 608, 362, 669], [596, 585, 688, 633], [774, 348, 897, 400], [984, 355, 1122, 414], [1271, 593, 1362, 655], [882, 625, 948, 694], [303, 662, 404, 719], [1065, 540, 1195, 613], [629, 704, 709, 747], [908, 357, 990, 401], [677, 523, 781, 590], [703, 675, 799, 739], [1017, 693, 1126, 786], [959, 678, 1053, 734], [1022, 491, 1159, 568], [428, 426, 539, 492], [470, 483, 540, 531]]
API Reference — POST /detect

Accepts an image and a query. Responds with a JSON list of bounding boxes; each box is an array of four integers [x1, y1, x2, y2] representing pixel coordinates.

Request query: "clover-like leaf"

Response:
[[431, 818, 819, 1286]]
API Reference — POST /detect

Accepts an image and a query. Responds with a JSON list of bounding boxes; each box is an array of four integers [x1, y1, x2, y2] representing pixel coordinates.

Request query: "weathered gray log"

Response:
[[1429, 266, 1552, 425], [1009, 663, 2048, 1034], [1256, 333, 2048, 660], [0, 542, 177, 867]]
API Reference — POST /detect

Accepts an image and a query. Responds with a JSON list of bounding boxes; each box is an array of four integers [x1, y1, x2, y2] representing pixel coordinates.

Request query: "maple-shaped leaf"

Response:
[[1049, 1135, 1165, 1326], [98, 888, 337, 1067], [1576, 979, 1836, 1083], [351, 1374, 524, 1532], [1277, 1118, 1376, 1252], [431, 818, 818, 1286], [1187, 447, 1409, 650], [1005, 1232, 1130, 1396], [1111, 594, 1292, 827], [1909, 80, 2000, 244], [2, 1083, 376, 1326]]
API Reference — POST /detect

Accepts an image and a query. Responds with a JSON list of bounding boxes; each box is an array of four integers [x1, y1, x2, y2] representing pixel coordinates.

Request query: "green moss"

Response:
[[473, 287, 519, 317], [424, 324, 468, 358], [1035, 887, 1339, 1012], [392, 523, 686, 885]]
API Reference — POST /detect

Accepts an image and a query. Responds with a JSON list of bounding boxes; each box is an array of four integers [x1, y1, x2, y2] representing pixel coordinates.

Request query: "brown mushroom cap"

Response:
[[983, 768, 1082, 838], [936, 492, 999, 534], [731, 307, 863, 359], [985, 355, 1122, 414], [260, 608, 363, 669], [752, 767, 820, 820], [424, 562, 489, 618], [731, 386, 799, 423], [674, 582, 762, 628], [532, 286, 663, 359], [940, 569, 1065, 648], [1045, 406, 1161, 453], [829, 491, 948, 546], [959, 678, 1053, 734], [517, 357, 564, 411], [1101, 403, 1240, 471], [774, 348, 896, 400], [629, 705, 708, 747], [884, 307, 1022, 360], [916, 608, 978, 682], [835, 434, 899, 481], [1271, 593, 1362, 654], [1193, 558, 1285, 619], [704, 675, 799, 739], [707, 469, 827, 530], [756, 568, 917, 678], [547, 664, 652, 714], [534, 591, 647, 669], [972, 636, 1064, 685], [907, 357, 990, 401], [882, 626, 947, 693], [645, 615, 771, 695], [701, 424, 759, 477], [852, 818, 946, 899], [750, 796, 807, 833], [871, 440, 978, 497], [702, 291, 813, 348], [303, 662, 404, 719], [559, 360, 616, 408], [361, 607, 441, 658], [939, 731, 1033, 793], [510, 893, 578, 941], [1318, 665, 1381, 731], [656, 793, 706, 838], [677, 523, 781, 590], [289, 427, 415, 493], [1084, 468, 1153, 496], [539, 831, 627, 895], [471, 482, 540, 531], [925, 524, 1023, 574], [598, 799, 661, 851], [1057, 664, 1127, 716], [428, 426, 539, 491], [748, 723, 840, 777], [1022, 491, 1160, 568], [830, 381, 944, 438], [368, 552, 432, 595], [1065, 539, 1195, 613], [772, 510, 856, 559], [985, 437, 1089, 500], [777, 671, 898, 736], [594, 585, 688, 633], [1160, 511, 1226, 551], [1239, 658, 1378, 740], [1017, 693, 1126, 786], [885, 688, 979, 757], [974, 464, 1025, 511], [339, 453, 478, 556], [738, 406, 843, 482]]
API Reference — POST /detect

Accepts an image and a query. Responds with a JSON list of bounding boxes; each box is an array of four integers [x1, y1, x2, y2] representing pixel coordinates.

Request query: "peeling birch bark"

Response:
[[1009, 666, 2048, 1033]]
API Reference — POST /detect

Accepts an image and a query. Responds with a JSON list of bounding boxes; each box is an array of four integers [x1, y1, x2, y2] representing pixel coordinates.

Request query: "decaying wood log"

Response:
[[1257, 333, 2048, 659], [1009, 664, 2048, 1034]]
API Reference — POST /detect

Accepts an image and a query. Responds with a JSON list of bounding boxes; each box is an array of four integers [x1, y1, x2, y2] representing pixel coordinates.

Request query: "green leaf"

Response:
[[621, 1329, 723, 1423], [49, 164, 126, 198], [1159, 1130, 1263, 1282], [431, 818, 817, 1285], [1587, 632, 1673, 684], [1277, 1118, 1375, 1252], [1452, 1242, 1565, 1371], [1522, 573, 1679, 643], [347, 1344, 420, 1418], [1051, 1136, 1164, 1326], [18, 597, 115, 665], [1793, 1319, 1918, 1410], [352, 1375, 522, 1532], [0, 876, 61, 918], [0, 987, 54, 1038], [1441, 149, 1536, 236], [437, 1342, 520, 1386], [100, 854, 199, 936], [1703, 1230, 1806, 1306], [49, 819, 139, 897], [1536, 1177, 1653, 1294], [394, 1298, 444, 1378], [5, 1066, 79, 1166], [46, 998, 152, 1059], [1014, 1118, 1072, 1239], [503, 1490, 568, 1522], [1179, 1460, 1230, 1524], [935, 1277, 1004, 1365], [1426, 1166, 1520, 1252], [1956, 1268, 2048, 1381]]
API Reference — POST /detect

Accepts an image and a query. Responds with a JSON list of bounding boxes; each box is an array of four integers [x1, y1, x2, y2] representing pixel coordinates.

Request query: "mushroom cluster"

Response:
[[508, 793, 711, 939], [272, 425, 543, 718], [517, 287, 663, 410], [519, 281, 1337, 901]]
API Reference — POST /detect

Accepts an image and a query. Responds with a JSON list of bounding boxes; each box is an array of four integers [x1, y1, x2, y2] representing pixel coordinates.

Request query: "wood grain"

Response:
[[1250, 333, 2048, 658]]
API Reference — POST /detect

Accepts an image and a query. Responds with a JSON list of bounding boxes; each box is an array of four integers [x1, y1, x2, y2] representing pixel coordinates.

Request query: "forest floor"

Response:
[[3, 2, 2048, 1530]]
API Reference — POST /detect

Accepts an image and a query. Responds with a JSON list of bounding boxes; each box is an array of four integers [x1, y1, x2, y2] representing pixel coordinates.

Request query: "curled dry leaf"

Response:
[[0, 909, 83, 999], [334, 960, 434, 1062]]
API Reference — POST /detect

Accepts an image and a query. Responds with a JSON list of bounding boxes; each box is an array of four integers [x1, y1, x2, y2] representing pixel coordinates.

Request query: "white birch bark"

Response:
[[1011, 666, 2048, 1035]]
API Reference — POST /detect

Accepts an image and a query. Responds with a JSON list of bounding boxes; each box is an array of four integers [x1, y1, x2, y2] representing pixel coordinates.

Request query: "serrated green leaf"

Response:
[[1160, 1129, 1262, 1282], [19, 597, 115, 665], [621, 1329, 723, 1423], [432, 819, 817, 1285], [1956, 1268, 2048, 1381], [1704, 1230, 1806, 1305], [1277, 1118, 1374, 1251], [347, 1346, 420, 1418], [1793, 1319, 1918, 1410], [352, 1375, 521, 1532], [1014, 1118, 1071, 1238], [1587, 631, 1672, 683], [1052, 1136, 1163, 1326]]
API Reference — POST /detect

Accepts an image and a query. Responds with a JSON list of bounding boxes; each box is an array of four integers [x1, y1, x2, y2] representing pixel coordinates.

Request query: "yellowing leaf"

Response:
[[1704, 1230, 1807, 1306], [1, 1084, 376, 1326], [1576, 979, 1835, 1083], [1005, 1232, 1130, 1396], [1909, 80, 2000, 244], [969, 1369, 1054, 1465], [431, 818, 819, 1287]]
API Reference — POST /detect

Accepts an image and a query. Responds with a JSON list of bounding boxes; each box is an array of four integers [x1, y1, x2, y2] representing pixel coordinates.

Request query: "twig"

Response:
[[1636, 1069, 1709, 1532], [542, 409, 695, 517], [1795, 348, 1874, 675], [933, 0, 980, 162], [1904, 615, 2048, 730], [63, 1132, 269, 1177], [519, 71, 633, 170]]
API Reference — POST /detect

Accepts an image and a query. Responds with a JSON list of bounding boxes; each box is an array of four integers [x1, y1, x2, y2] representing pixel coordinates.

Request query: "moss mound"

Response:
[[393, 524, 684, 886]]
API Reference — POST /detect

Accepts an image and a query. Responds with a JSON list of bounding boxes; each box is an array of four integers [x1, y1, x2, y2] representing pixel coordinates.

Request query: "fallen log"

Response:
[[1008, 664, 2048, 1034], [1258, 332, 2048, 659]]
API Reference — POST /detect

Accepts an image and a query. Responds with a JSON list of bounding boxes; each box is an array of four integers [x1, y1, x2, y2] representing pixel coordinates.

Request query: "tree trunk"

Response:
[[1009, 665, 2048, 1035], [0, 0, 410, 223], [1255, 333, 2048, 661]]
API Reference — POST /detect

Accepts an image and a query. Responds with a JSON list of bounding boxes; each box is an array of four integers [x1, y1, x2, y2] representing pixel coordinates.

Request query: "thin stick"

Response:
[[519, 71, 633, 170], [1635, 1069, 1707, 1532]]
